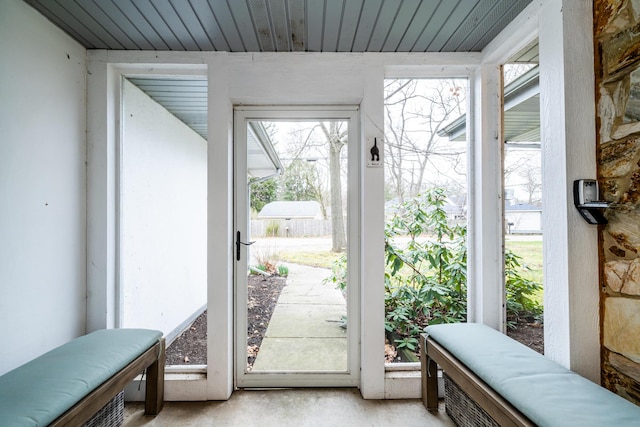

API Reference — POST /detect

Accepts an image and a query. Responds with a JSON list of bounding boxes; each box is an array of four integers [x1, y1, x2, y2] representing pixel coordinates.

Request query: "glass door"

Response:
[[234, 107, 360, 388]]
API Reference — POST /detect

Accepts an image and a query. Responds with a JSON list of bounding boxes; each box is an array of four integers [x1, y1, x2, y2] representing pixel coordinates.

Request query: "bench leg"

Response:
[[145, 339, 165, 415], [421, 334, 439, 411]]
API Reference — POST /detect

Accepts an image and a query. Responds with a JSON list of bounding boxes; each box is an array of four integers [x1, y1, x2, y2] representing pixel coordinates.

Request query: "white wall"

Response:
[[539, 0, 600, 382], [0, 0, 87, 375], [121, 80, 207, 339]]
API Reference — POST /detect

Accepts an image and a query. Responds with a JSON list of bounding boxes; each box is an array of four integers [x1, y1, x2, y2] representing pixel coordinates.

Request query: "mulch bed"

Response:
[[246, 274, 287, 367], [507, 317, 544, 354], [165, 310, 208, 365], [166, 273, 287, 366], [166, 274, 543, 365]]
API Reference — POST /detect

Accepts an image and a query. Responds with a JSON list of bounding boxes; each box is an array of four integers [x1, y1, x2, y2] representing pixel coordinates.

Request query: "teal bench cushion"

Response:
[[0, 328, 162, 427], [426, 323, 640, 427]]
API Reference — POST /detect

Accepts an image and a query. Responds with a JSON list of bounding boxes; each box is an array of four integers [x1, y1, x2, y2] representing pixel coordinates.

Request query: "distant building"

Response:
[[505, 203, 542, 234], [384, 196, 466, 224], [258, 201, 324, 220]]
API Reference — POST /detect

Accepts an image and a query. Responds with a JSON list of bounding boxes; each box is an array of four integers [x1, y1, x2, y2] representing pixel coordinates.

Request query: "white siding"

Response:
[[121, 80, 207, 339]]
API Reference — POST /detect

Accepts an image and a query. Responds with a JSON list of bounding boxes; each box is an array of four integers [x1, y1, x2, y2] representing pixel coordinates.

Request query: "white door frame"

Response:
[[233, 105, 361, 388]]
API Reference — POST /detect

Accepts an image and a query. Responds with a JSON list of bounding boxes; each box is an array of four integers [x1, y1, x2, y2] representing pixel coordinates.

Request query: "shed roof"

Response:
[[258, 201, 322, 219], [506, 203, 541, 212]]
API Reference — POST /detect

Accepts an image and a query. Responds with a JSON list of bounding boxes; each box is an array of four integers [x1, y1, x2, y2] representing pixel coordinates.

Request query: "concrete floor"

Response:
[[123, 389, 454, 427]]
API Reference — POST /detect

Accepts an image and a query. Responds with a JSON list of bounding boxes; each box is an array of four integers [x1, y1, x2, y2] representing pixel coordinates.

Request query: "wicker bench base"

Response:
[[422, 325, 640, 427], [444, 374, 499, 427], [421, 333, 534, 426], [82, 390, 124, 427]]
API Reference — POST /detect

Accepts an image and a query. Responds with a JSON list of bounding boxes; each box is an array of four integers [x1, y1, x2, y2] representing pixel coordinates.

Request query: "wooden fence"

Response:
[[250, 219, 332, 237]]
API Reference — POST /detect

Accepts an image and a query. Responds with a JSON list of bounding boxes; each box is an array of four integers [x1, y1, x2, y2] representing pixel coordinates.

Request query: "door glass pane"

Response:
[[245, 120, 349, 373]]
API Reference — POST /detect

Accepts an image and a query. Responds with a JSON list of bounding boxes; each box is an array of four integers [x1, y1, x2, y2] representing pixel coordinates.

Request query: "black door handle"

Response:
[[236, 231, 255, 261]]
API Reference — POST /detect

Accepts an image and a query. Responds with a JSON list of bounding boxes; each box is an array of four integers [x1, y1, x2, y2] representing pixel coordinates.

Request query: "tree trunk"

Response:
[[321, 122, 347, 253]]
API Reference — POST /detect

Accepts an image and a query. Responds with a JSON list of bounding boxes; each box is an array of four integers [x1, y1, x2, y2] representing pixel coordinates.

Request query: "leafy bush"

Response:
[[384, 189, 467, 351], [324, 187, 543, 355], [384, 188, 542, 351], [324, 253, 347, 292], [505, 250, 543, 327]]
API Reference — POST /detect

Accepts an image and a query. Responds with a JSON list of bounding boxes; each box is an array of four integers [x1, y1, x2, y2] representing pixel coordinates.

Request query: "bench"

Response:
[[421, 323, 640, 427], [0, 328, 165, 426]]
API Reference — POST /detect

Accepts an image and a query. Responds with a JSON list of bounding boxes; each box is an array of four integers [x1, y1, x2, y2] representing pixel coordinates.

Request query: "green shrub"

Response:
[[325, 187, 543, 355], [254, 264, 268, 273], [383, 189, 467, 349], [277, 264, 289, 277], [323, 254, 347, 292], [505, 250, 543, 327]]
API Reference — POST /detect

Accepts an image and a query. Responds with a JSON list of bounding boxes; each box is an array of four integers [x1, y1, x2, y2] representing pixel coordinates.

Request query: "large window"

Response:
[[383, 78, 468, 363], [502, 49, 544, 354]]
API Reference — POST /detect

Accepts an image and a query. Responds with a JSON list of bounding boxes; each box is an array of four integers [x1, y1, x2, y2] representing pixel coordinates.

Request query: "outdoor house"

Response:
[[440, 63, 544, 235], [3, 0, 640, 418]]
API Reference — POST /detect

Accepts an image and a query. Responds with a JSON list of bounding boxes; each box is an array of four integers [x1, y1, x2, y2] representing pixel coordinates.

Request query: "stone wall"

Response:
[[595, 0, 640, 404]]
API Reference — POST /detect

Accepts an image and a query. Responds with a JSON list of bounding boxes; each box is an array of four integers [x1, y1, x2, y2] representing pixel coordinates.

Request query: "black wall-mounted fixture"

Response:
[[573, 179, 610, 225]]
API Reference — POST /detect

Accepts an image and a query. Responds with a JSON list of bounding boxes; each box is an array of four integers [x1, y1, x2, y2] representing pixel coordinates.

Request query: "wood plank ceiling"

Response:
[[25, 0, 532, 53], [24, 0, 533, 144]]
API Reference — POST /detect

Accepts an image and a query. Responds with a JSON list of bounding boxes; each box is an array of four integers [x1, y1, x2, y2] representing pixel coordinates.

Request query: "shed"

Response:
[[258, 201, 323, 220], [505, 203, 542, 234]]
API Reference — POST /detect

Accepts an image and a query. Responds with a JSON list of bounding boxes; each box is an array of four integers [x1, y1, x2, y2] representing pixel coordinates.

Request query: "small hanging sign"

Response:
[[366, 137, 383, 168]]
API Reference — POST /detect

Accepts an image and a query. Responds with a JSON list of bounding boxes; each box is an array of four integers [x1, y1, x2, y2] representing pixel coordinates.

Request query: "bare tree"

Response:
[[384, 79, 466, 204], [504, 149, 542, 206], [277, 121, 348, 252], [518, 160, 542, 206], [320, 122, 347, 252], [503, 63, 536, 86]]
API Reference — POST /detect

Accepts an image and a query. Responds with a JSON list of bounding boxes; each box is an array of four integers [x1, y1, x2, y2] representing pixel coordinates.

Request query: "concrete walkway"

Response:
[[252, 263, 348, 372]]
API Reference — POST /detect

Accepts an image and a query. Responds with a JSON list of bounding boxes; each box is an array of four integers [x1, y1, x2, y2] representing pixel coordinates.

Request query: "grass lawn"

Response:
[[279, 250, 342, 269], [278, 237, 544, 304], [505, 239, 543, 284], [505, 238, 544, 305]]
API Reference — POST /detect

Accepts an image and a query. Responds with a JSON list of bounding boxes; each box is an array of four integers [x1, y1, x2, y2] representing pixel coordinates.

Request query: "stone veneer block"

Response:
[[601, 21, 640, 77], [595, 0, 625, 36], [608, 350, 640, 382], [607, 211, 640, 252], [605, 259, 640, 295], [633, 0, 640, 20], [599, 135, 640, 177], [605, 260, 627, 292], [604, 297, 640, 363], [598, 86, 617, 144]]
